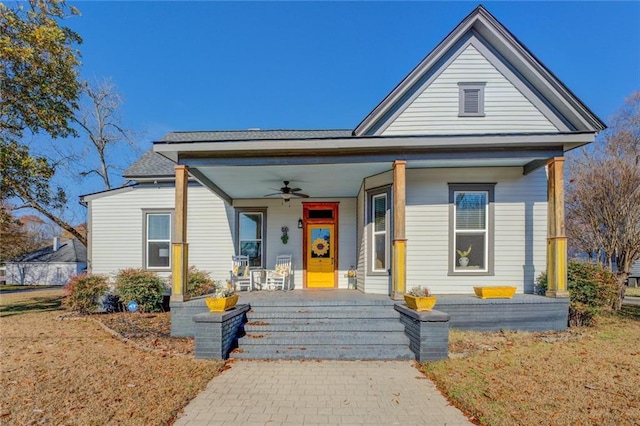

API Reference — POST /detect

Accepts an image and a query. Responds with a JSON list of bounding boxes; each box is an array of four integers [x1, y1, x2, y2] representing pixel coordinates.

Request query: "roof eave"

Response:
[[155, 132, 596, 158]]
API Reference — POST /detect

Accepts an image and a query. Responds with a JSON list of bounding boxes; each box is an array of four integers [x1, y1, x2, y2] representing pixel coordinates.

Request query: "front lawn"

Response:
[[0, 285, 58, 293], [423, 307, 640, 426], [625, 286, 640, 297], [0, 289, 223, 425]]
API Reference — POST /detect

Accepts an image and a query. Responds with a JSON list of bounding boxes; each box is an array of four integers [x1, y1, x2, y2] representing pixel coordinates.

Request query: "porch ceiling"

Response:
[[187, 156, 541, 200], [193, 163, 391, 199]]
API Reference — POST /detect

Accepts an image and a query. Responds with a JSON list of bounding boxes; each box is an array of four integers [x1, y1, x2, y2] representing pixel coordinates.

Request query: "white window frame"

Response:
[[458, 82, 486, 117], [236, 209, 267, 268], [368, 186, 391, 276], [448, 184, 495, 276], [144, 211, 173, 270]]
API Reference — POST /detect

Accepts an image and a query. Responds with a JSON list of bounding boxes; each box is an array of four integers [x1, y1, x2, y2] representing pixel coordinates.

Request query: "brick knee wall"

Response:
[[394, 304, 450, 362], [193, 304, 250, 359]]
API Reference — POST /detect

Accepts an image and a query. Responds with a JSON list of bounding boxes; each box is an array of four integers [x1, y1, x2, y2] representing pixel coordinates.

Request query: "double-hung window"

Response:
[[368, 187, 390, 274], [145, 212, 172, 269], [236, 209, 267, 268], [449, 184, 494, 275]]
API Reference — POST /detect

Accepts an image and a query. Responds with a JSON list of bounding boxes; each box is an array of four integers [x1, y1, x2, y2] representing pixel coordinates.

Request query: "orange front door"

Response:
[[306, 224, 335, 288]]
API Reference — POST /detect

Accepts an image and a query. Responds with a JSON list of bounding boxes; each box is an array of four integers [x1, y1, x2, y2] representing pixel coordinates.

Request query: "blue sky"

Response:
[[69, 1, 638, 138], [30, 1, 640, 223]]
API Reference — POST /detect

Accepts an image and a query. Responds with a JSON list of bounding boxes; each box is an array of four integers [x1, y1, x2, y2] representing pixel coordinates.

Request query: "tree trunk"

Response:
[[614, 272, 628, 311]]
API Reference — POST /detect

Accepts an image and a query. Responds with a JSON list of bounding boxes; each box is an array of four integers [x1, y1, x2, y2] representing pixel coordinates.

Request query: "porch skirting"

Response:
[[434, 294, 569, 331]]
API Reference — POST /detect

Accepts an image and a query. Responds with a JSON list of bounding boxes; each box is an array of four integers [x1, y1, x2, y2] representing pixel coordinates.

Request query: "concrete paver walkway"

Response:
[[174, 360, 472, 425]]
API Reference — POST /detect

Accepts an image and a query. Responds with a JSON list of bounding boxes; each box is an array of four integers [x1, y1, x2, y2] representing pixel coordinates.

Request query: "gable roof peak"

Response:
[[353, 4, 605, 137]]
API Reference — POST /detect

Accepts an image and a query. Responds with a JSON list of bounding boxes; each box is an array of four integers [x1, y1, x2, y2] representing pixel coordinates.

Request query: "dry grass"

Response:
[[625, 286, 640, 297], [4, 288, 640, 425], [423, 308, 640, 426], [0, 289, 224, 425]]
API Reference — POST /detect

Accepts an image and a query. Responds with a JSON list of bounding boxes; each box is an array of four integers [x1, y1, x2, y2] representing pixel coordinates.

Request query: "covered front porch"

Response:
[[158, 132, 571, 302]]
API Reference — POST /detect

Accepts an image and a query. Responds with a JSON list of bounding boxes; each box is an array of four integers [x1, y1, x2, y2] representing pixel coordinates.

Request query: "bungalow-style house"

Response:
[[6, 238, 87, 286], [81, 6, 605, 351]]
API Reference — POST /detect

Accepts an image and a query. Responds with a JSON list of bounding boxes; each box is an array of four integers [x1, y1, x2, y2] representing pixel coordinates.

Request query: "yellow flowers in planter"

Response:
[[205, 281, 238, 312], [404, 285, 437, 311]]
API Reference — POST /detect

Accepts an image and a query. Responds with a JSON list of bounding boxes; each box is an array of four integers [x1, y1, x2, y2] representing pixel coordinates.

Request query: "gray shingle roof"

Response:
[[160, 129, 352, 143], [123, 149, 176, 178], [125, 129, 354, 178], [12, 239, 87, 263]]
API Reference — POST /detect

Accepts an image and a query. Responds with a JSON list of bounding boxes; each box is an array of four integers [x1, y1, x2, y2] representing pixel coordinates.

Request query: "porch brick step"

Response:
[[241, 331, 409, 346], [244, 320, 405, 333], [230, 345, 415, 361], [232, 302, 414, 361], [247, 307, 401, 320]]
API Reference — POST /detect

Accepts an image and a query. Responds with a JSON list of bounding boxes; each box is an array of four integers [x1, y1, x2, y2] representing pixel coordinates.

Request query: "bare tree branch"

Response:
[[566, 91, 640, 309], [71, 78, 136, 190]]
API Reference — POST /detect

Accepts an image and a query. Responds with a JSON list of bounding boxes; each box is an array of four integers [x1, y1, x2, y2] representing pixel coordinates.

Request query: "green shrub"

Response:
[[536, 261, 619, 327], [115, 268, 165, 313], [186, 266, 216, 298], [64, 274, 109, 314]]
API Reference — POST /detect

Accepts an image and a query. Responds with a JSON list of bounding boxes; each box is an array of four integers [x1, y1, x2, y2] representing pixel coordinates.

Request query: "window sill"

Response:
[[458, 113, 485, 117], [448, 269, 493, 277], [367, 270, 389, 277]]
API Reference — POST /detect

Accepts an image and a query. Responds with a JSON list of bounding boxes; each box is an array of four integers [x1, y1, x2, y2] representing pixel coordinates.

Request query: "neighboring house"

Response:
[[629, 261, 640, 287], [81, 6, 605, 300], [6, 238, 87, 286]]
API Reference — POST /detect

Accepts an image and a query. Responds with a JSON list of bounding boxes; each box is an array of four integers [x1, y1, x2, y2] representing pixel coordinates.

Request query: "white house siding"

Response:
[[89, 184, 235, 282], [6, 262, 85, 285], [356, 186, 366, 292], [382, 44, 558, 135], [405, 166, 547, 294], [360, 171, 394, 295], [90, 186, 358, 289]]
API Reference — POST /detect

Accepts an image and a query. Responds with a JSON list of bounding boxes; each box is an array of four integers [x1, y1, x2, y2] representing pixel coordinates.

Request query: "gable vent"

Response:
[[458, 82, 486, 117], [463, 89, 480, 114]]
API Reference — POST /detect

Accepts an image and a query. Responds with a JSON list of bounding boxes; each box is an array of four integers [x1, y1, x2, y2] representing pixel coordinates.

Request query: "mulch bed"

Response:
[[97, 312, 195, 356]]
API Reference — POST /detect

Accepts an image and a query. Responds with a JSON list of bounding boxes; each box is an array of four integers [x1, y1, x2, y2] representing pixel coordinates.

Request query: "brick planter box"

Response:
[[394, 304, 450, 362], [193, 304, 250, 359]]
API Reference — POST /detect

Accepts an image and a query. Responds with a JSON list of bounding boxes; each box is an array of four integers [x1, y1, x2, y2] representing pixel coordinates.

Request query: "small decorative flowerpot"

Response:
[[459, 257, 469, 267], [404, 295, 437, 311], [473, 286, 516, 299], [205, 294, 239, 312]]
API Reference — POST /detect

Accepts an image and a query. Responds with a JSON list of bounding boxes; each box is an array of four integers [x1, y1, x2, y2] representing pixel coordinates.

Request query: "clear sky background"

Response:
[[29, 1, 640, 223]]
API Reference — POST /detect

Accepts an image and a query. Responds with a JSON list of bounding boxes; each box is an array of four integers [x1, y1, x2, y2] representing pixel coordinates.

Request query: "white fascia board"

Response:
[[80, 185, 137, 203], [153, 132, 596, 156]]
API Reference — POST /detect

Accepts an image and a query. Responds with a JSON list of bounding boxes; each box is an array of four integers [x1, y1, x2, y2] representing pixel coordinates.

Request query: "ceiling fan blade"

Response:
[[263, 192, 282, 197], [292, 192, 310, 198], [289, 188, 302, 192]]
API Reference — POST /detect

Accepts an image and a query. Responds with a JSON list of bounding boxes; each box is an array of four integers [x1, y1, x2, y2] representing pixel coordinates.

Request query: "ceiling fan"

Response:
[[264, 181, 309, 200]]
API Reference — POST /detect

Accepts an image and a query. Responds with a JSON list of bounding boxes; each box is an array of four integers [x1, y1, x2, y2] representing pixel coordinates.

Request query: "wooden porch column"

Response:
[[171, 165, 189, 302], [545, 157, 568, 298], [392, 160, 407, 300]]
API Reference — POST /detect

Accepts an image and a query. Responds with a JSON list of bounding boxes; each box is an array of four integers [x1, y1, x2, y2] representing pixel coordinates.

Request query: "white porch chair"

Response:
[[266, 254, 292, 291], [230, 255, 251, 291]]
